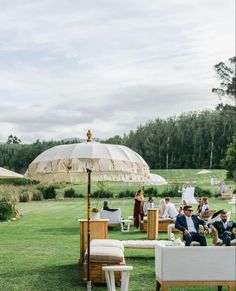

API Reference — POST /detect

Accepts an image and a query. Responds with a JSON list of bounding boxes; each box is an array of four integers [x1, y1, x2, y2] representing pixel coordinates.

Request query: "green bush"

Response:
[[0, 198, 16, 221], [160, 185, 180, 197], [91, 190, 113, 198], [194, 186, 212, 197], [19, 193, 30, 202], [38, 185, 57, 199], [64, 188, 79, 198], [0, 178, 39, 186], [31, 191, 43, 201], [118, 190, 134, 198], [145, 187, 158, 196]]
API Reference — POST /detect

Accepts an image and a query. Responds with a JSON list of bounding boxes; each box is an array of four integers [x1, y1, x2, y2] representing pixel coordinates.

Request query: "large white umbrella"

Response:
[[25, 130, 150, 290], [0, 167, 24, 179], [196, 169, 212, 175], [143, 173, 167, 186]]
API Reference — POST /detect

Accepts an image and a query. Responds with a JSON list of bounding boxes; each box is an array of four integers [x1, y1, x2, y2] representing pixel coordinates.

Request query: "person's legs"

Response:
[[219, 231, 234, 246], [184, 234, 192, 246], [190, 232, 207, 246]]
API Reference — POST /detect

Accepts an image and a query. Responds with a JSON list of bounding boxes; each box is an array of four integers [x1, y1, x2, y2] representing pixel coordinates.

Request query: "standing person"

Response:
[[175, 205, 208, 246], [133, 190, 144, 228], [209, 210, 236, 246]]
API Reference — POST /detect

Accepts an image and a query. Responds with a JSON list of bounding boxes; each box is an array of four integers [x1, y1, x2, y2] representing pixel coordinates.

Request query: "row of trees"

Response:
[[104, 105, 236, 170]]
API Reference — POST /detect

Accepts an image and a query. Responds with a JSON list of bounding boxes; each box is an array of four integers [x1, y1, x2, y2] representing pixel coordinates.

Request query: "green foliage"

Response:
[[194, 186, 213, 197], [0, 197, 16, 220], [144, 187, 158, 196], [19, 193, 30, 202], [118, 190, 134, 198], [31, 191, 43, 201], [160, 185, 180, 198], [221, 134, 236, 181], [212, 56, 236, 103], [38, 185, 56, 199], [64, 188, 79, 198], [104, 108, 235, 169], [91, 190, 113, 198], [0, 178, 39, 186]]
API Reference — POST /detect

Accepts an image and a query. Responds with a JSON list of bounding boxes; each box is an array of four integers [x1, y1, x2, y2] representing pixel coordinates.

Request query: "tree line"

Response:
[[104, 105, 236, 170]]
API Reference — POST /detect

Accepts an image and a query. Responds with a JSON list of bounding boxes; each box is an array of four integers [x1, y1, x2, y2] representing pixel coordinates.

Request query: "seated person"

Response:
[[208, 210, 236, 246], [102, 200, 118, 212], [158, 199, 166, 218], [179, 199, 188, 215], [143, 196, 154, 216], [162, 197, 178, 219], [175, 205, 208, 246], [201, 197, 209, 213], [196, 198, 203, 215]]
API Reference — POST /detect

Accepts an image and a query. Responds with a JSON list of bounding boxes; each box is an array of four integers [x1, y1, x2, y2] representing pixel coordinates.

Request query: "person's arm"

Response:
[[175, 216, 186, 232]]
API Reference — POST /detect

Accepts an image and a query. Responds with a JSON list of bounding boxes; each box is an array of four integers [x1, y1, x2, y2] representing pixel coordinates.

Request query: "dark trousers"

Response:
[[219, 231, 235, 246], [184, 232, 207, 246]]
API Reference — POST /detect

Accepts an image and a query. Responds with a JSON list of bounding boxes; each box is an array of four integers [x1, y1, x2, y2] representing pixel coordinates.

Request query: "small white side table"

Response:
[[120, 219, 132, 232], [102, 265, 133, 291]]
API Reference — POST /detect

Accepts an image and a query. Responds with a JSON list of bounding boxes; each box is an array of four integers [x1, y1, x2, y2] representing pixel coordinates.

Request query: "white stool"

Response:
[[102, 265, 133, 291], [120, 219, 132, 232]]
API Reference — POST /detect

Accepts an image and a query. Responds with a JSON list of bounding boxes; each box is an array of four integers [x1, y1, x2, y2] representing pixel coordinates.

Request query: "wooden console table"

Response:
[[147, 209, 158, 240], [79, 219, 109, 264]]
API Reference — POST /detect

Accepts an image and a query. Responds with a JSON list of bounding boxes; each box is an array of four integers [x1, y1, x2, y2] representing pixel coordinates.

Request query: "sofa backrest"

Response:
[[155, 245, 236, 281], [100, 209, 121, 224]]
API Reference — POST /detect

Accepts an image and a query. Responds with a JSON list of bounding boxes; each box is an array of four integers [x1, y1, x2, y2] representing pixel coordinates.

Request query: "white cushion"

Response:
[[90, 239, 124, 251], [122, 240, 173, 249], [86, 246, 124, 263]]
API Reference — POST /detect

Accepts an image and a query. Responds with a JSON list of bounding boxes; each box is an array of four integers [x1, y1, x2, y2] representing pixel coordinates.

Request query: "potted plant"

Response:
[[92, 207, 100, 220]]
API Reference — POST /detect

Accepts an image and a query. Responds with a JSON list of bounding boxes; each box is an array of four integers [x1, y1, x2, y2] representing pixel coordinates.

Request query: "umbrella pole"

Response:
[[87, 169, 92, 291]]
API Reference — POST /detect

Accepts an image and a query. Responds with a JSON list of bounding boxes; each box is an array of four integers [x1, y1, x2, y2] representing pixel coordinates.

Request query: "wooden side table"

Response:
[[79, 219, 109, 264], [147, 209, 158, 240]]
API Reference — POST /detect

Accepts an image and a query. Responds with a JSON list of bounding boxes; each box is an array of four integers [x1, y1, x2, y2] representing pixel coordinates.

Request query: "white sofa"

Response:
[[155, 244, 236, 290], [100, 208, 121, 226]]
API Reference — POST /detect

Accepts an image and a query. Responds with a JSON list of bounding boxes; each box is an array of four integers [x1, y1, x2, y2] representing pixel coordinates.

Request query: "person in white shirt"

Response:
[[175, 205, 208, 246], [162, 197, 178, 219], [201, 197, 209, 213], [143, 197, 154, 216]]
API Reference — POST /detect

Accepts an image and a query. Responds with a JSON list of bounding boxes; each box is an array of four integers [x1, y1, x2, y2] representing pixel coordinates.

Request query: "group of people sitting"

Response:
[[133, 190, 236, 246]]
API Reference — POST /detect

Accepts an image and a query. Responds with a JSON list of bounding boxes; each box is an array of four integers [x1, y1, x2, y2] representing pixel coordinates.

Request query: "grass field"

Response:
[[0, 197, 235, 291]]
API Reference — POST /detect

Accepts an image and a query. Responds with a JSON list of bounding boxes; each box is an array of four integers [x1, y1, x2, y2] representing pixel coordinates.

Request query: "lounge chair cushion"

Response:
[[86, 246, 124, 263], [90, 239, 124, 251]]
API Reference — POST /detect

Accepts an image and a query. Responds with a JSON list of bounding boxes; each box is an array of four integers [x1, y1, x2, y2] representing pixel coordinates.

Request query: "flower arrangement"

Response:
[[92, 207, 99, 213]]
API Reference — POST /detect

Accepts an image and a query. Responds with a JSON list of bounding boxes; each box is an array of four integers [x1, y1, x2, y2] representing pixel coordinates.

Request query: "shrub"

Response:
[[38, 185, 57, 199], [160, 185, 180, 198], [19, 193, 30, 202], [91, 190, 113, 198], [194, 186, 212, 197], [64, 188, 79, 198], [145, 187, 158, 196], [0, 198, 17, 221], [0, 178, 39, 186], [118, 190, 134, 198], [31, 191, 43, 201]]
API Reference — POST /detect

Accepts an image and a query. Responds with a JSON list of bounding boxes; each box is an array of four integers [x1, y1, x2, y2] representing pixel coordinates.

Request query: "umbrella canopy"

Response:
[[143, 173, 167, 186], [26, 141, 150, 182], [196, 169, 212, 175], [0, 167, 24, 179]]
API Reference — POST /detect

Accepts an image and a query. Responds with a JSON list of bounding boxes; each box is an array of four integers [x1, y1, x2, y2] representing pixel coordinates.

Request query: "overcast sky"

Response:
[[0, 0, 234, 143]]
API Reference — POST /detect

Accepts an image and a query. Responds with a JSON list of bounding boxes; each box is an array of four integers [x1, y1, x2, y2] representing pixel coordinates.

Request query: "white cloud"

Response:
[[0, 0, 234, 143]]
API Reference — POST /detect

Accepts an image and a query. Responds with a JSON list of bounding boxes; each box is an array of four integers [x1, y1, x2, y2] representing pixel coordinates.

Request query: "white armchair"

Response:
[[100, 208, 122, 226]]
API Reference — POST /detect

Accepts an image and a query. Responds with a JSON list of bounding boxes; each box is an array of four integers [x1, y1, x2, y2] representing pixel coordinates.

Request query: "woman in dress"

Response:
[[133, 190, 144, 228]]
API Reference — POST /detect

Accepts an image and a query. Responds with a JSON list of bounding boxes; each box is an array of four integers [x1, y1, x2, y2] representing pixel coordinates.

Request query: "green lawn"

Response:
[[0, 198, 234, 291]]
